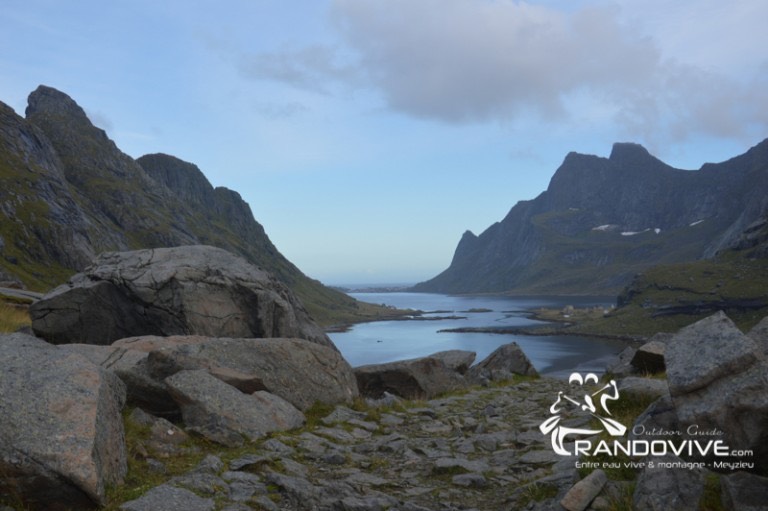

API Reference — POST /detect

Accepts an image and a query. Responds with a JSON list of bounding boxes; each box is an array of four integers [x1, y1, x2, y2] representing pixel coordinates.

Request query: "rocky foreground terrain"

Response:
[[2, 245, 768, 510], [113, 377, 581, 511]]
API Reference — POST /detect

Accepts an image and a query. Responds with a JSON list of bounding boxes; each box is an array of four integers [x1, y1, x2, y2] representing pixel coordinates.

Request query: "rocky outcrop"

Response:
[[748, 315, 768, 354], [62, 335, 358, 417], [618, 376, 669, 400], [58, 343, 173, 417], [559, 469, 606, 511], [131, 336, 359, 411], [414, 139, 768, 295], [117, 377, 582, 511], [629, 339, 666, 373], [354, 351, 473, 400], [720, 471, 768, 511], [0, 333, 127, 510], [30, 245, 332, 347], [0, 85, 367, 326], [665, 312, 768, 470], [165, 370, 305, 447], [467, 342, 539, 382], [632, 454, 705, 511], [354, 344, 537, 401]]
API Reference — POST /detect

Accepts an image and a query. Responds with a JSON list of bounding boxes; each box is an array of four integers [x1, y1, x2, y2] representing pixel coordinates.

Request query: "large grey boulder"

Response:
[[747, 316, 768, 355], [165, 370, 305, 447], [720, 471, 768, 511], [354, 352, 469, 400], [632, 454, 705, 511], [467, 342, 538, 383], [0, 334, 127, 510], [604, 345, 637, 377], [665, 311, 768, 469], [117, 335, 359, 412], [29, 245, 332, 348], [630, 339, 666, 374], [58, 343, 174, 417], [618, 376, 669, 401], [429, 350, 476, 374]]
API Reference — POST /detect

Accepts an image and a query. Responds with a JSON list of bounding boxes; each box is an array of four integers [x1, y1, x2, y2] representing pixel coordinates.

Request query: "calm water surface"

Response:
[[330, 292, 626, 378]]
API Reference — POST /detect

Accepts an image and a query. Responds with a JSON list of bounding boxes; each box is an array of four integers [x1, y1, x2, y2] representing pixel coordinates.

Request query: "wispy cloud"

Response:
[[236, 0, 768, 146]]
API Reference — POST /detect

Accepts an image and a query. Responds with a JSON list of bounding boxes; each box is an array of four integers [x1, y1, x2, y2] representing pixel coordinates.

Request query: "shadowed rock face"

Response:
[[0, 333, 127, 510], [414, 139, 768, 295], [61, 335, 360, 417], [30, 245, 333, 348], [665, 312, 768, 471], [0, 85, 362, 323]]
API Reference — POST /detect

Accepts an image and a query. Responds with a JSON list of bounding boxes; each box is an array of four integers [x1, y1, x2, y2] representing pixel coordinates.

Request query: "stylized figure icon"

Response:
[[539, 372, 626, 455]]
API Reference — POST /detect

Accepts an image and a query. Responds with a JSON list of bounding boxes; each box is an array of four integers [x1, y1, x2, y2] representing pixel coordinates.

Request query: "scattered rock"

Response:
[[560, 469, 607, 511], [665, 312, 768, 468], [467, 342, 539, 383], [119, 484, 215, 511], [720, 471, 768, 511], [135, 336, 359, 411], [630, 395, 680, 441], [0, 333, 127, 510], [30, 245, 332, 347], [618, 376, 669, 400], [632, 455, 705, 511], [354, 353, 468, 399], [165, 369, 305, 446], [747, 316, 768, 355], [604, 345, 637, 377], [429, 350, 476, 374], [58, 343, 175, 417]]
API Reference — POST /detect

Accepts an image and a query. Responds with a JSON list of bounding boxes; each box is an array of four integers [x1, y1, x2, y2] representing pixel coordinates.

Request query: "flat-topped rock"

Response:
[[30, 246, 332, 347]]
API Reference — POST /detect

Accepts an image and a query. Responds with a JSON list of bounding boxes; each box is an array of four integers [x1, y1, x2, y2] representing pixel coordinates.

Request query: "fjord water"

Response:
[[330, 292, 625, 378]]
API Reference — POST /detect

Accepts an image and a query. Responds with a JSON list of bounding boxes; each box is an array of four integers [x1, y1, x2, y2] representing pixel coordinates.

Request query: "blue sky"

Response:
[[2, 1, 767, 285]]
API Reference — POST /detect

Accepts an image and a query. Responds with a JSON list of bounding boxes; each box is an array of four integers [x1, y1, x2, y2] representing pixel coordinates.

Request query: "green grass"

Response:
[[528, 256, 768, 339], [0, 302, 31, 332]]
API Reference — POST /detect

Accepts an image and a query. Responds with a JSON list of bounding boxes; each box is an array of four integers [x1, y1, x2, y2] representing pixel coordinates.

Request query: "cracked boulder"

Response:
[[0, 333, 127, 510], [62, 335, 359, 416], [354, 352, 470, 400], [29, 245, 332, 347]]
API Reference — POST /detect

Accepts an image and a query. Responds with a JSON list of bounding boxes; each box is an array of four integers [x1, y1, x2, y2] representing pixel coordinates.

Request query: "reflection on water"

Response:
[[329, 292, 625, 378]]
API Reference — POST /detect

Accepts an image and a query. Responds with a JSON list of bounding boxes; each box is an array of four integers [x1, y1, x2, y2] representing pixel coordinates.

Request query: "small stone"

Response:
[[560, 469, 607, 511], [322, 452, 347, 465], [452, 473, 488, 488], [119, 485, 215, 511]]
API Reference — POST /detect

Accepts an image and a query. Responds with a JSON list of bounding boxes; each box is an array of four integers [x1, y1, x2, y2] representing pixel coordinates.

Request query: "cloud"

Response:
[[85, 109, 114, 133], [240, 0, 768, 144], [330, 0, 663, 122], [238, 44, 360, 95]]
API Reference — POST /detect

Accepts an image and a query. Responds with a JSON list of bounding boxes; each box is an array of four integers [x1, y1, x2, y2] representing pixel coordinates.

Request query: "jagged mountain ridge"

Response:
[[414, 140, 768, 295], [0, 85, 358, 323]]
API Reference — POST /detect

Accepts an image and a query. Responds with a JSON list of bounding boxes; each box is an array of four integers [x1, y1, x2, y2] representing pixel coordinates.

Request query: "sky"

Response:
[[1, 1, 767, 285]]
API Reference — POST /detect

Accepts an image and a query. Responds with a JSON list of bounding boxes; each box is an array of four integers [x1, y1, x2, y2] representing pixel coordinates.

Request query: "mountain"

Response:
[[0, 85, 363, 324], [414, 140, 768, 295]]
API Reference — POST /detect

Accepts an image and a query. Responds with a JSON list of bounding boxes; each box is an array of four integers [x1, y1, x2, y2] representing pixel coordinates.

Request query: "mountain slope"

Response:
[[0, 85, 364, 324], [414, 140, 768, 295]]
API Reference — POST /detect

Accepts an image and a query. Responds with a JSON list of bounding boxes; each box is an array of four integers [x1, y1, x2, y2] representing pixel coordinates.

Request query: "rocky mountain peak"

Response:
[[415, 138, 768, 295], [609, 142, 651, 163], [25, 85, 90, 123], [137, 153, 216, 209]]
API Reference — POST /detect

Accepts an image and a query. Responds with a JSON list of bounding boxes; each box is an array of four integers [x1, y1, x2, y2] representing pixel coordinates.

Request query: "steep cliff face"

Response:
[[414, 139, 768, 295], [0, 86, 359, 323]]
